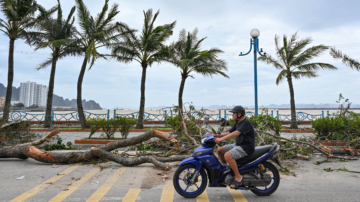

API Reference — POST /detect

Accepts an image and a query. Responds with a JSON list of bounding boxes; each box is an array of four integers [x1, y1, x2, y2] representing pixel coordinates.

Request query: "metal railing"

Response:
[[1, 109, 354, 122]]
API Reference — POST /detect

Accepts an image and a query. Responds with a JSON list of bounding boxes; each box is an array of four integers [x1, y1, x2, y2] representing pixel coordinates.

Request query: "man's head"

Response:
[[229, 106, 246, 121]]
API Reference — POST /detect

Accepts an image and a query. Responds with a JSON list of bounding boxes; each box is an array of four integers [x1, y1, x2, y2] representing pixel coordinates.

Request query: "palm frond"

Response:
[[296, 62, 337, 71], [37, 57, 53, 70], [287, 37, 312, 64], [330, 48, 360, 71], [276, 69, 288, 85], [291, 71, 318, 79], [274, 35, 287, 65], [258, 55, 284, 70], [291, 44, 329, 66]]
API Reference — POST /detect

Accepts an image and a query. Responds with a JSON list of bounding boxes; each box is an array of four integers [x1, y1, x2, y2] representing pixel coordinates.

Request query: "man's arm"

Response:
[[218, 131, 230, 137], [215, 131, 241, 143]]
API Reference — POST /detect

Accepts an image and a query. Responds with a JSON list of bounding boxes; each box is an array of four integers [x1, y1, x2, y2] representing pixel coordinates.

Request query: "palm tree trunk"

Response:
[[77, 57, 88, 129], [44, 52, 59, 128], [178, 74, 187, 117], [135, 63, 147, 129], [2, 38, 15, 122], [287, 75, 298, 129]]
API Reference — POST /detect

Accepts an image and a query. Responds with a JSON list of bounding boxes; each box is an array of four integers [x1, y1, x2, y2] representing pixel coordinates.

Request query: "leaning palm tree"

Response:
[[0, 0, 38, 121], [259, 33, 337, 129], [168, 28, 228, 115], [112, 9, 176, 129], [330, 48, 360, 71], [26, 0, 76, 128], [74, 0, 129, 128]]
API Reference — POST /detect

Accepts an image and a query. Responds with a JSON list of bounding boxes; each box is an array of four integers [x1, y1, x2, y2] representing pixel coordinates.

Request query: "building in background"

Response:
[[0, 97, 5, 108], [19, 81, 48, 107]]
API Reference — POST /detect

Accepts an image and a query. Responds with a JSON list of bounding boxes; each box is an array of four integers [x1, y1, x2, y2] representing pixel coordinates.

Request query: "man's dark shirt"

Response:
[[229, 118, 255, 155]]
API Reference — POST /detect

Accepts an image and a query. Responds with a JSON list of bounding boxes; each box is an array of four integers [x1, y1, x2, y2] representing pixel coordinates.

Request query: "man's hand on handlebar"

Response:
[[215, 138, 223, 144]]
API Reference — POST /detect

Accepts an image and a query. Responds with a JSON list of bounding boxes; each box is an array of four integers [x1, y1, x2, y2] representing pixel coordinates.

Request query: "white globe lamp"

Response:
[[250, 29, 260, 38]]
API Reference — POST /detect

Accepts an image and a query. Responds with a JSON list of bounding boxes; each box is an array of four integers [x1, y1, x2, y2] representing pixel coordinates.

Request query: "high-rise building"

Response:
[[19, 81, 48, 107], [0, 97, 5, 108]]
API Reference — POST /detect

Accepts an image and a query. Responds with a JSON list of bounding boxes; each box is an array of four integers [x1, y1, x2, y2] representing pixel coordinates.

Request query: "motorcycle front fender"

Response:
[[178, 157, 203, 171]]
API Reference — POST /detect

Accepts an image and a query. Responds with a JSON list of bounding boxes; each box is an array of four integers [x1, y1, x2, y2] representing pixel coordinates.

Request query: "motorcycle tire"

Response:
[[250, 161, 280, 196], [173, 164, 208, 198]]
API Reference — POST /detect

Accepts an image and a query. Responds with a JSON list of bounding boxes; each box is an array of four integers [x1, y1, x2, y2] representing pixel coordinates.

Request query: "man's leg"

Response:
[[217, 147, 226, 164], [224, 151, 242, 188]]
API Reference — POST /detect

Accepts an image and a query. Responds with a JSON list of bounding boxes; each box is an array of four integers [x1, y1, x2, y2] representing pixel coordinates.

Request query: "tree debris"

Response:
[[0, 129, 185, 170]]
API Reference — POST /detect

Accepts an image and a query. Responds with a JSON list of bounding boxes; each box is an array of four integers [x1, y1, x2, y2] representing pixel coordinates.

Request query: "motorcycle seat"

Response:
[[236, 145, 273, 166]]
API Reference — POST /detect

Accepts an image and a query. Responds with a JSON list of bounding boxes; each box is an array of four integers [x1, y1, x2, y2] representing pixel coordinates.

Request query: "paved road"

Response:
[[1, 155, 360, 202]]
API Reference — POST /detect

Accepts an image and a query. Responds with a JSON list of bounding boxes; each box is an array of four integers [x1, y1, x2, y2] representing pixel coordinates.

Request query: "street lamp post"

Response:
[[239, 29, 266, 116]]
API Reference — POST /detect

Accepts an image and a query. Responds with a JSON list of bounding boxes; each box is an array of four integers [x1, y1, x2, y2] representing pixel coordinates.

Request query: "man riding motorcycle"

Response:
[[215, 105, 255, 189]]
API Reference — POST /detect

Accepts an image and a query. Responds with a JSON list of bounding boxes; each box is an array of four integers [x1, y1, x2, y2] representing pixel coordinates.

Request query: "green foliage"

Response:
[[312, 113, 360, 141], [115, 116, 137, 139], [42, 135, 82, 151], [280, 136, 312, 160], [279, 167, 297, 176], [312, 93, 360, 142], [323, 168, 333, 172], [87, 117, 137, 139], [165, 113, 202, 143], [87, 118, 102, 138], [248, 114, 282, 135]]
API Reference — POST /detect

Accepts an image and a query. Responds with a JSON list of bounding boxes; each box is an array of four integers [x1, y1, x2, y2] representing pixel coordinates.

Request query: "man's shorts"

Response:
[[223, 143, 248, 160]]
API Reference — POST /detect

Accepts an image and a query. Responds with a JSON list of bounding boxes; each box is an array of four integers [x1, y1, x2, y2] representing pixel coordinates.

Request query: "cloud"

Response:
[[0, 0, 360, 109]]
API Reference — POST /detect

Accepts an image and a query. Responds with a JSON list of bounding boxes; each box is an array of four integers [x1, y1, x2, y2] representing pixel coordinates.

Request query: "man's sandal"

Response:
[[230, 179, 242, 189]]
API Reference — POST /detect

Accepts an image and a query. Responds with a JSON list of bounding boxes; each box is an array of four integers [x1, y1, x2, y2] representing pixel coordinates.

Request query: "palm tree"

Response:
[[112, 9, 176, 129], [259, 33, 337, 129], [168, 28, 228, 115], [0, 0, 38, 121], [26, 1, 76, 128], [330, 48, 360, 71], [74, 0, 129, 128]]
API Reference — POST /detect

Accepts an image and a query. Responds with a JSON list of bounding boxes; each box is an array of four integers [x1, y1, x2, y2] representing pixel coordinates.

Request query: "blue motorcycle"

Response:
[[173, 133, 283, 198]]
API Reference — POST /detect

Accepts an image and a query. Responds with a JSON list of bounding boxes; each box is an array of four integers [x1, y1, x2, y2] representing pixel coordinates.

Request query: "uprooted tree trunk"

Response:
[[0, 129, 189, 170]]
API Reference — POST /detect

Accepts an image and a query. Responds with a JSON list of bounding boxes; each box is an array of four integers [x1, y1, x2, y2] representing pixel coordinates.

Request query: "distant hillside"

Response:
[[0, 83, 102, 110]]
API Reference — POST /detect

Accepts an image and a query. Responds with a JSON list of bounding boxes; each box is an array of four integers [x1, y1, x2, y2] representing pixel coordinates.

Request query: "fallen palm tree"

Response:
[[0, 128, 188, 170]]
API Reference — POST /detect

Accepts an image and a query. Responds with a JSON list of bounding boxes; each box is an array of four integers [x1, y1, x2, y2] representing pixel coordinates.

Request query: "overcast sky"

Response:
[[0, 0, 359, 109]]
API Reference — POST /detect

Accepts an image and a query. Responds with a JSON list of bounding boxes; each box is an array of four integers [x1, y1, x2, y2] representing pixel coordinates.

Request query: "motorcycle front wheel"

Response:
[[173, 164, 208, 198], [250, 161, 280, 196]]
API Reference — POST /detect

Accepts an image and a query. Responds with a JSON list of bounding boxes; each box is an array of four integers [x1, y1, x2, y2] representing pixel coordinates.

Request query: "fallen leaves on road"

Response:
[[39, 174, 44, 178], [45, 182, 53, 184], [162, 174, 168, 181], [57, 173, 65, 176], [63, 188, 69, 191], [75, 178, 81, 181], [52, 164, 59, 168], [323, 168, 333, 172], [157, 172, 169, 181]]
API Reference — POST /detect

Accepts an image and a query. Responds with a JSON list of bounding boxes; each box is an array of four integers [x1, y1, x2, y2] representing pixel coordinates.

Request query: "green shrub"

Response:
[[248, 114, 282, 134], [115, 116, 137, 139], [87, 118, 120, 139], [312, 113, 360, 141], [87, 118, 102, 139], [87, 117, 137, 139]]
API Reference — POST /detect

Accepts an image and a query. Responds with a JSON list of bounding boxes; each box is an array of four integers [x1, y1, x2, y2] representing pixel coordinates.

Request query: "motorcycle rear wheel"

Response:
[[250, 161, 280, 196]]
